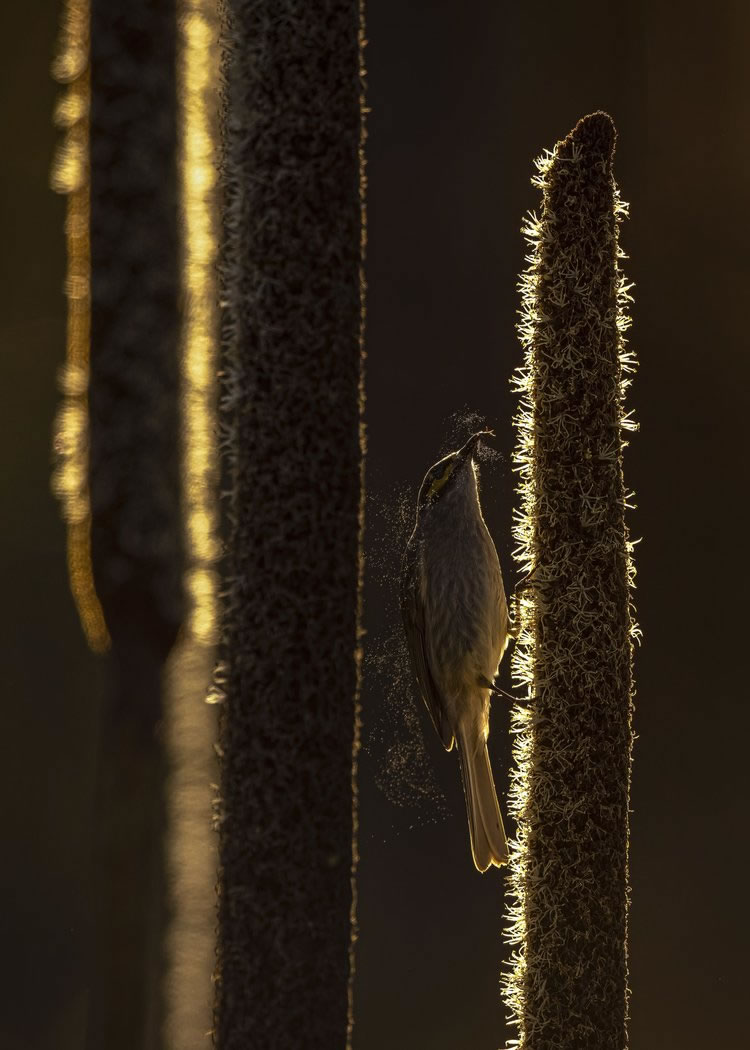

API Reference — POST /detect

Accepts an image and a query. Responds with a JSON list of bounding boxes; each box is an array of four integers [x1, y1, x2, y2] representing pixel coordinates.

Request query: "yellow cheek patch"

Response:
[[428, 461, 454, 499]]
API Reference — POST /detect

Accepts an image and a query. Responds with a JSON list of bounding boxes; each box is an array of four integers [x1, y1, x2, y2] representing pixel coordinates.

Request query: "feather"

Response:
[[400, 533, 455, 751]]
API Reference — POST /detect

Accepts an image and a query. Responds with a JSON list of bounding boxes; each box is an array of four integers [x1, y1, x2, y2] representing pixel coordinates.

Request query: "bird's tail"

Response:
[[456, 725, 508, 872]]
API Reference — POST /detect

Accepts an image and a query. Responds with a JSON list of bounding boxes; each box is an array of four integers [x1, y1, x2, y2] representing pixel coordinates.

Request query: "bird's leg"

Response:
[[478, 674, 518, 703], [509, 595, 521, 641]]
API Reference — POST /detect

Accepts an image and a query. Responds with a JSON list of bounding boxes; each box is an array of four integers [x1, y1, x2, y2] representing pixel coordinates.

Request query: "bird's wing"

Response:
[[400, 533, 455, 751]]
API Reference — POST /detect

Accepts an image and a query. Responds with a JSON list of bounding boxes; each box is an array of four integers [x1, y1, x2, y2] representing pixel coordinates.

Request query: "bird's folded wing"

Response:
[[400, 538, 455, 751]]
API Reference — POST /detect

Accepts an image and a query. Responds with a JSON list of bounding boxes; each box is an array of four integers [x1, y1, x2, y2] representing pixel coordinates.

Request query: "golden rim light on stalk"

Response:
[[51, 0, 109, 653], [163, 5, 221, 1048], [178, 0, 221, 646]]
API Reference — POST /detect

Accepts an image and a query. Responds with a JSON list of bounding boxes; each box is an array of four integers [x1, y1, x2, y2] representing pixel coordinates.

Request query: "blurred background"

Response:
[[2, 1, 748, 1047]]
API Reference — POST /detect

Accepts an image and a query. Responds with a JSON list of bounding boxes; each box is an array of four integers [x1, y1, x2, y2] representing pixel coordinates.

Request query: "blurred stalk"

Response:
[[213, 1, 368, 1047], [504, 112, 639, 1050], [52, 2, 224, 1046], [84, 2, 183, 1048], [50, 0, 108, 654]]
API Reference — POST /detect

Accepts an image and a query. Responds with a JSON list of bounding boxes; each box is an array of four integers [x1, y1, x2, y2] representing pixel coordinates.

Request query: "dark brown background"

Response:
[[2, 1, 747, 1047]]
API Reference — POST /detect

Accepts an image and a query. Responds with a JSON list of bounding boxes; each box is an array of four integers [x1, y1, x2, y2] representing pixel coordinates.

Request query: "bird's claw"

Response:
[[479, 674, 518, 703]]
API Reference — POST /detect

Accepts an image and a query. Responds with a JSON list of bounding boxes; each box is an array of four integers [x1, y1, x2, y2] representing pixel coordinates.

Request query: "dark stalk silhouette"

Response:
[[213, 1, 367, 1047]]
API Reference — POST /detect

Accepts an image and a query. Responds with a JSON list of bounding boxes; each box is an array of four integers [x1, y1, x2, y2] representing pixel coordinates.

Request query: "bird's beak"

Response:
[[457, 429, 495, 464]]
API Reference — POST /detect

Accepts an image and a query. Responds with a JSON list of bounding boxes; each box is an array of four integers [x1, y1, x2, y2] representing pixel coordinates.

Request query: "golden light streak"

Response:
[[178, 0, 221, 646], [163, 4, 221, 1047], [50, 0, 109, 653]]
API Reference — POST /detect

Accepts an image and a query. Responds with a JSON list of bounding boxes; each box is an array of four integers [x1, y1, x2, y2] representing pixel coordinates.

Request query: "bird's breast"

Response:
[[421, 519, 507, 689]]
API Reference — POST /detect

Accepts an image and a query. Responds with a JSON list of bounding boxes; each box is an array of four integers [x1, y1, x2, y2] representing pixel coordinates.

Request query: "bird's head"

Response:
[[416, 430, 494, 512]]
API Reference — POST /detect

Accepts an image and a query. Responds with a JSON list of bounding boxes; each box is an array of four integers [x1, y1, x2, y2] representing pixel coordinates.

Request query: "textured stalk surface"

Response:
[[503, 112, 639, 1050], [214, 2, 367, 1048]]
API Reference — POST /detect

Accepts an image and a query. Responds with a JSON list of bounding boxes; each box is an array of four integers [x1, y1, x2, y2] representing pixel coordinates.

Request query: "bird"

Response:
[[400, 430, 511, 872]]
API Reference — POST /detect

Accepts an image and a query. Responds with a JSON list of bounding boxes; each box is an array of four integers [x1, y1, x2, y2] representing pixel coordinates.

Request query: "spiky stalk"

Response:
[[503, 112, 639, 1050], [214, 2, 367, 1047]]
